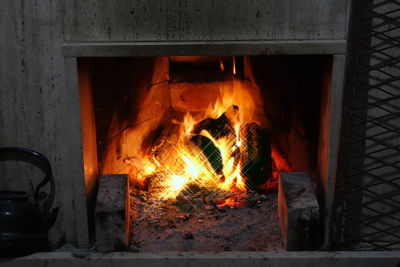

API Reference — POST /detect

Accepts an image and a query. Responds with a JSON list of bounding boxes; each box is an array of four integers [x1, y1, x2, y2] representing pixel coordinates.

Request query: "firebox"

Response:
[[77, 55, 335, 252]]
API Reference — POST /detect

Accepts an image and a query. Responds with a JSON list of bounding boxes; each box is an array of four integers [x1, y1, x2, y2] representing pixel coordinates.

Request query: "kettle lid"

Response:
[[0, 191, 29, 203]]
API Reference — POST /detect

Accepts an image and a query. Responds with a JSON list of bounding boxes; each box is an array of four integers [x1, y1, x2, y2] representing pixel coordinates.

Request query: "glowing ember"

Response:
[[216, 196, 245, 208], [166, 175, 188, 198]]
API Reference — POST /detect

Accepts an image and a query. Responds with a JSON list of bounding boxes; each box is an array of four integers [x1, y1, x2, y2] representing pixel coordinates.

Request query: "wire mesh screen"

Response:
[[333, 0, 400, 250]]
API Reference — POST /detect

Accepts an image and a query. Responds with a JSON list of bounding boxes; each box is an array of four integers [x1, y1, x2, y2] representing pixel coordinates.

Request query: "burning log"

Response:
[[151, 123, 181, 168], [192, 105, 238, 139], [190, 134, 224, 176], [240, 122, 272, 190]]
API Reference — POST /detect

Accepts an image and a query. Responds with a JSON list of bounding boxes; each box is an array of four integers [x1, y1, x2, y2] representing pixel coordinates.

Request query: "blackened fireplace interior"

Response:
[[77, 55, 333, 252]]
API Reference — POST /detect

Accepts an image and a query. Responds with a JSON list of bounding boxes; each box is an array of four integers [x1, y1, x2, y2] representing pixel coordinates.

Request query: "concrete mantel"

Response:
[[62, 0, 350, 42], [63, 40, 347, 57], [1, 252, 399, 267]]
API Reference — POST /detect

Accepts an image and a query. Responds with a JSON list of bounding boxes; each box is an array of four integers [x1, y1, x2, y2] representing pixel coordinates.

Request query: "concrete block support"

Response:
[[95, 174, 128, 252], [278, 172, 320, 250]]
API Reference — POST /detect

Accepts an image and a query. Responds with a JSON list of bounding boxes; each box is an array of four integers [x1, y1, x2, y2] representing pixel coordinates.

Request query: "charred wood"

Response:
[[192, 106, 238, 139], [191, 135, 224, 176], [240, 123, 272, 190]]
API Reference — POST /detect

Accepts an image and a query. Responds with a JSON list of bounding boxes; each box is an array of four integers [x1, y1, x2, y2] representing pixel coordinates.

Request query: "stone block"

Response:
[[95, 174, 128, 252], [278, 172, 320, 250]]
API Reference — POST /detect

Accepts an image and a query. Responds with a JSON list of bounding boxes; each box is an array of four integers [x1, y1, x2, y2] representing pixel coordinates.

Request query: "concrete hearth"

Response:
[[1, 252, 399, 267]]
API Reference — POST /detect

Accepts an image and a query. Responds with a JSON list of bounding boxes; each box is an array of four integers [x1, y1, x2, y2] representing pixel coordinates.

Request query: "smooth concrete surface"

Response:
[[0, 252, 399, 267]]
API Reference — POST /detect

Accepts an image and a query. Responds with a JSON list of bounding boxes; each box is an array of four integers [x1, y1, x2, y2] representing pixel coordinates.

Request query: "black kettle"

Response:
[[0, 147, 59, 256]]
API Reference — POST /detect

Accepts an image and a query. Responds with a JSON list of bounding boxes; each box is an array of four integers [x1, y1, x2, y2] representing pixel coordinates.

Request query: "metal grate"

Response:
[[333, 0, 400, 250]]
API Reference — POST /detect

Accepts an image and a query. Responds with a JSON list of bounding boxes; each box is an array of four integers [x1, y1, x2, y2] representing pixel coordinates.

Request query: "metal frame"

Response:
[[333, 0, 400, 250]]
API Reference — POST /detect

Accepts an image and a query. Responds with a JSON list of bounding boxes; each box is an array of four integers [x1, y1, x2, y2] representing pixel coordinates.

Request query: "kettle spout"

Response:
[[45, 207, 60, 229]]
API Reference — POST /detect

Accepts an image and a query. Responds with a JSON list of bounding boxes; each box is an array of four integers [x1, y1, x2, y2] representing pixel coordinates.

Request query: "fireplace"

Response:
[[2, 0, 400, 263], [2, 0, 369, 259], [76, 54, 334, 252]]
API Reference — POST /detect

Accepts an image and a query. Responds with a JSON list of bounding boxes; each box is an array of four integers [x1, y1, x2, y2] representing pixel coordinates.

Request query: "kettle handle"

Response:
[[0, 147, 52, 202]]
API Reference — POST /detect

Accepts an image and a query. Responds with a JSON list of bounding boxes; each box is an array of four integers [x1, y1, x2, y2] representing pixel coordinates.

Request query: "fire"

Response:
[[219, 58, 225, 71], [166, 175, 187, 193], [232, 56, 236, 75], [216, 196, 245, 208], [131, 57, 278, 206]]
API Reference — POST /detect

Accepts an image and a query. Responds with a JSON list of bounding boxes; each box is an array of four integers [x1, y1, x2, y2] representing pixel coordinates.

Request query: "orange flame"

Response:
[[216, 196, 245, 208], [232, 56, 236, 75], [133, 63, 273, 204]]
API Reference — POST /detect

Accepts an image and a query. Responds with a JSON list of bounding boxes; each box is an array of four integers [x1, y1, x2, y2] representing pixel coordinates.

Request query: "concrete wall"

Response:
[[0, 0, 88, 247], [0, 0, 350, 246], [62, 0, 349, 42]]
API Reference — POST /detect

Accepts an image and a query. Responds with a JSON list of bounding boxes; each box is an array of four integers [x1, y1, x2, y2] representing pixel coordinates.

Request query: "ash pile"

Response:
[[129, 187, 283, 252]]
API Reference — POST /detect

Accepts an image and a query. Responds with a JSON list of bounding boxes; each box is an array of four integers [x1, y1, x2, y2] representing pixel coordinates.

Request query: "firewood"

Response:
[[240, 123, 272, 190], [190, 134, 224, 176], [192, 106, 238, 139], [151, 123, 181, 167]]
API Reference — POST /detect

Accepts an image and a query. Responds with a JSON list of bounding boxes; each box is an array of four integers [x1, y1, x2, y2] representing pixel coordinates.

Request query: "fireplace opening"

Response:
[[77, 55, 332, 252]]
